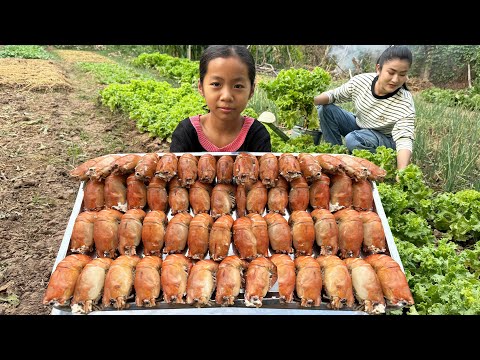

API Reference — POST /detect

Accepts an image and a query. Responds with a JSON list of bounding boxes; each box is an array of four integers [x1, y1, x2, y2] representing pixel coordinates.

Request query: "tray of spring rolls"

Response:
[[45, 151, 415, 315]]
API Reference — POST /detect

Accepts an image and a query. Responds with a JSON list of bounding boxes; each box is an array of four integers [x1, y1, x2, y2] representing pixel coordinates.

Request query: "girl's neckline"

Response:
[[190, 115, 254, 152]]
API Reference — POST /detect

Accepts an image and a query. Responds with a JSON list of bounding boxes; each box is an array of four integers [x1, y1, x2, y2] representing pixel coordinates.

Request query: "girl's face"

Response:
[[198, 56, 254, 122], [375, 59, 410, 96]]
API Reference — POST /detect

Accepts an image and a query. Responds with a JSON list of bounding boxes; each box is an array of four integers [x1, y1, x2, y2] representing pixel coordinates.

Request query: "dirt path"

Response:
[[0, 60, 168, 315]]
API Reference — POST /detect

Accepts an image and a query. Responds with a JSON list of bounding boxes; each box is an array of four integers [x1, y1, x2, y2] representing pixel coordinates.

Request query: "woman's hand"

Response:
[[396, 149, 412, 173]]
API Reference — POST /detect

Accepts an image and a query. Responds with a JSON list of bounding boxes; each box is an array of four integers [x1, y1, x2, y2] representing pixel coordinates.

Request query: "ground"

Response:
[[0, 60, 169, 315]]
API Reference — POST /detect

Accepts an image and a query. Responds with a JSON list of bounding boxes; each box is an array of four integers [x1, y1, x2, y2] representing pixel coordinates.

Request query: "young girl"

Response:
[[313, 45, 415, 171], [170, 45, 271, 152]]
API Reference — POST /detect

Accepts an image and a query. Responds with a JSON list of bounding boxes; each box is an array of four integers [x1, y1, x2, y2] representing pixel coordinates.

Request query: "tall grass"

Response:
[[413, 94, 480, 192]]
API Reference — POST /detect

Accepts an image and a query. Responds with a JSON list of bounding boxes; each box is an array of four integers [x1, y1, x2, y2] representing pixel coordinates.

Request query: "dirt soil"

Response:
[[0, 60, 169, 315]]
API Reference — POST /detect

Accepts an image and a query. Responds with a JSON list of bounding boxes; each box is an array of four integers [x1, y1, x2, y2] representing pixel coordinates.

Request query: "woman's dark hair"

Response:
[[199, 45, 256, 87], [377, 45, 413, 90]]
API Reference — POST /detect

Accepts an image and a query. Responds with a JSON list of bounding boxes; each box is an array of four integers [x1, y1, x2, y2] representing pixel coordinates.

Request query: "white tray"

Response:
[[50, 152, 404, 315]]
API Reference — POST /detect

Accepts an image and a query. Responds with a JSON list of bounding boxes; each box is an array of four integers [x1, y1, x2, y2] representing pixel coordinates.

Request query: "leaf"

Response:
[[0, 293, 20, 307]]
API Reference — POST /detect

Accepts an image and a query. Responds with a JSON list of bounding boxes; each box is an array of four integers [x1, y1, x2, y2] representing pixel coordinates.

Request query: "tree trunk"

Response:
[[468, 62, 472, 88], [421, 45, 435, 81], [286, 45, 293, 67], [322, 45, 330, 65]]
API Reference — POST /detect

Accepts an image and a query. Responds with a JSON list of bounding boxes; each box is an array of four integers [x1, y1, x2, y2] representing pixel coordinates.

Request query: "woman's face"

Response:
[[198, 56, 254, 122], [375, 59, 410, 96]]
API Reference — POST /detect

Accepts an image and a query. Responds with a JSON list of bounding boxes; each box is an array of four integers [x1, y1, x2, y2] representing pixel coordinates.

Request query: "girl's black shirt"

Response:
[[169, 117, 272, 152]]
